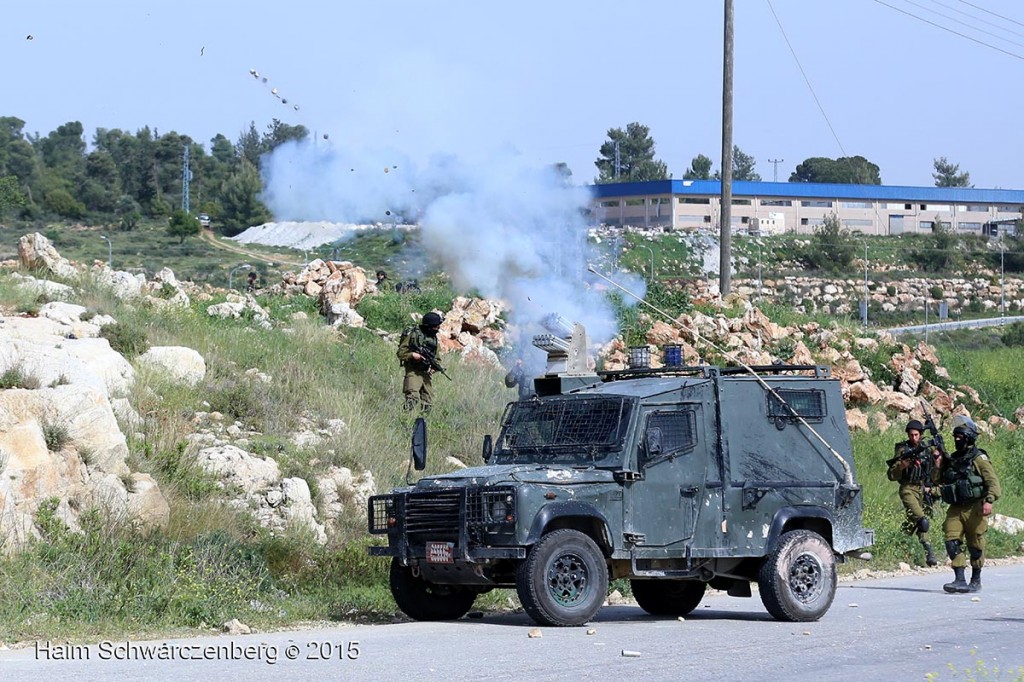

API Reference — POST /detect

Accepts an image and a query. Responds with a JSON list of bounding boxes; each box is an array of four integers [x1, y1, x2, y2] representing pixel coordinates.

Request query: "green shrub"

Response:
[[795, 214, 856, 272], [99, 320, 150, 358], [42, 421, 71, 452], [929, 286, 944, 300], [0, 364, 41, 389], [1000, 322, 1024, 348], [886, 284, 896, 296]]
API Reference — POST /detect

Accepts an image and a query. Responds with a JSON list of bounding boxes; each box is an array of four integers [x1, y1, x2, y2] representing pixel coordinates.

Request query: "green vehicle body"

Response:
[[368, 363, 874, 626]]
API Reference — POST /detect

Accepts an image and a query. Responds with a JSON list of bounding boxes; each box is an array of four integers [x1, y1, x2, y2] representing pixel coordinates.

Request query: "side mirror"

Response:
[[411, 417, 427, 471], [645, 427, 663, 459], [482, 434, 493, 462]]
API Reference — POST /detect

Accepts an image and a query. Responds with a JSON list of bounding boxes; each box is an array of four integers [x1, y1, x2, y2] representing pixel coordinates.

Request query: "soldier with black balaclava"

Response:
[[397, 311, 443, 414], [935, 415, 1001, 594]]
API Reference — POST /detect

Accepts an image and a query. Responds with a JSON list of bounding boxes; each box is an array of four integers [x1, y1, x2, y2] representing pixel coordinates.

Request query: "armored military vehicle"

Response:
[[368, 320, 873, 626]]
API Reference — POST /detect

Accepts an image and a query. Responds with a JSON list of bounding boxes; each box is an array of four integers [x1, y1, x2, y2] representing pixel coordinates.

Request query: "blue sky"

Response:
[[4, 0, 1023, 188]]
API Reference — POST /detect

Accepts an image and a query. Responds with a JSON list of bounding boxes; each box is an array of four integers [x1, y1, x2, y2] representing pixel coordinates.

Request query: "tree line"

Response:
[[593, 121, 972, 188], [0, 116, 309, 236]]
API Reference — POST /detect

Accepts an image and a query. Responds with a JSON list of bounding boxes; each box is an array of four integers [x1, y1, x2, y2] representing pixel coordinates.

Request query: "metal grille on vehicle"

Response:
[[467, 487, 516, 526], [368, 496, 394, 533], [405, 490, 462, 542]]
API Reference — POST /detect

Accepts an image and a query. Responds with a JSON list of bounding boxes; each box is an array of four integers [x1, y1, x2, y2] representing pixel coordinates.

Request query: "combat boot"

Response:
[[966, 567, 982, 593], [923, 543, 938, 567], [943, 567, 970, 593]]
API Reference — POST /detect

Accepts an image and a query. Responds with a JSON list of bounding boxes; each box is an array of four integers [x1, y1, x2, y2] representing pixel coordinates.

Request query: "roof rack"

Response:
[[598, 363, 831, 382]]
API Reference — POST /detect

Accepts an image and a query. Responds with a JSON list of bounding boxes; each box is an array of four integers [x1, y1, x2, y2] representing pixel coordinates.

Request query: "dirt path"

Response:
[[199, 229, 304, 267]]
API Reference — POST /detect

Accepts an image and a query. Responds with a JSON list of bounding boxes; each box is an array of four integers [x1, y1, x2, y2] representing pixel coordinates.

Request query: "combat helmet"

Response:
[[950, 415, 979, 443], [905, 419, 925, 434]]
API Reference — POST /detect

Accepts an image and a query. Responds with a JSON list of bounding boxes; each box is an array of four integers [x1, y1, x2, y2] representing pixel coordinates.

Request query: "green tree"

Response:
[[80, 150, 120, 213], [0, 175, 26, 215], [594, 122, 668, 184], [263, 119, 308, 151], [42, 187, 85, 219], [0, 117, 39, 190], [237, 122, 265, 168], [715, 145, 760, 181], [218, 163, 271, 236], [796, 213, 856, 271], [167, 209, 201, 244], [550, 162, 573, 185], [933, 156, 971, 188], [789, 156, 881, 184], [115, 194, 142, 231], [683, 154, 713, 180], [908, 219, 962, 272]]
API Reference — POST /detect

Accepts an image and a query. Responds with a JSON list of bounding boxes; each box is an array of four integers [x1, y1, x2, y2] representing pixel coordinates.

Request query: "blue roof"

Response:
[[588, 180, 1024, 204]]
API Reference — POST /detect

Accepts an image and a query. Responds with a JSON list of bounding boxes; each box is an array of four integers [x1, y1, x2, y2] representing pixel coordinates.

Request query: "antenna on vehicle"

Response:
[[586, 264, 854, 486]]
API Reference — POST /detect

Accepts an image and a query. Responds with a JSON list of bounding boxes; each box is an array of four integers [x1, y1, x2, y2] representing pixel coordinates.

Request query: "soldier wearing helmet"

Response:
[[935, 415, 1001, 593], [887, 419, 941, 566], [397, 311, 443, 414]]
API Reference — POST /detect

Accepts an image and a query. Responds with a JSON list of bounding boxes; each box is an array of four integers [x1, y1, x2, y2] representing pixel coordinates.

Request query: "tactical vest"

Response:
[[894, 440, 929, 483], [939, 448, 986, 505]]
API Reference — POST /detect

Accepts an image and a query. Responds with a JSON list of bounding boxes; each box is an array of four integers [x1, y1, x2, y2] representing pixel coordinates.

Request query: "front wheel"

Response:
[[516, 529, 608, 627], [757, 530, 836, 622], [389, 558, 476, 621], [631, 579, 707, 616]]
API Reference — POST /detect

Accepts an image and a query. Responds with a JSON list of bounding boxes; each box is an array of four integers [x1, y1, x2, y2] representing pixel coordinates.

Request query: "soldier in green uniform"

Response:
[[936, 415, 1001, 594], [397, 311, 442, 414], [887, 419, 939, 566]]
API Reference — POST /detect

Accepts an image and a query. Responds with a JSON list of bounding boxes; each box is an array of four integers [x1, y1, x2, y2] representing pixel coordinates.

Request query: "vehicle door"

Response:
[[624, 404, 709, 548]]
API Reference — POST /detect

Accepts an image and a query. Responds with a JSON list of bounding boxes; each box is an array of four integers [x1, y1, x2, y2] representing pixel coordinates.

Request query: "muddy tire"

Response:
[[758, 530, 836, 622], [389, 558, 476, 621], [631, 579, 707, 616], [516, 529, 608, 627]]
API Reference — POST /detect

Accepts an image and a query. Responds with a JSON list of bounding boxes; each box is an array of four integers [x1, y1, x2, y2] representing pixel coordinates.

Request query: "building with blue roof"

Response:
[[588, 180, 1023, 236]]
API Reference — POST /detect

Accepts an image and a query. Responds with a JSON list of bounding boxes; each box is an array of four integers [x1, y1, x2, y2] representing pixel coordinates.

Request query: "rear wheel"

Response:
[[758, 530, 836, 622], [631, 579, 707, 616], [389, 558, 476, 621], [516, 529, 608, 627]]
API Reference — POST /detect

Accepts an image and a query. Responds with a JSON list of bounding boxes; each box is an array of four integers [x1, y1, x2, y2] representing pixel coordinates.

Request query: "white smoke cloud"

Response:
[[261, 139, 644, 370]]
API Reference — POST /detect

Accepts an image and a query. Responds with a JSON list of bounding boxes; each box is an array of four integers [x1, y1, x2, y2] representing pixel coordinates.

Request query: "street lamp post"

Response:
[[756, 243, 763, 303], [640, 245, 655, 282], [1000, 235, 1006, 324], [100, 234, 112, 267], [229, 263, 252, 290], [860, 239, 868, 327]]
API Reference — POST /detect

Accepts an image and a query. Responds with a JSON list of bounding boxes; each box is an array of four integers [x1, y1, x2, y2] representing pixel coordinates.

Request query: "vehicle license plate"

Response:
[[426, 542, 454, 563]]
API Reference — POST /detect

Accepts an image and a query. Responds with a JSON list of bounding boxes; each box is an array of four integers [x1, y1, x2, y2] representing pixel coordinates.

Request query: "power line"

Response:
[[872, 0, 1024, 60], [927, 0, 1024, 39], [909, 0, 1024, 48], [765, 0, 848, 157], [957, 0, 1024, 29]]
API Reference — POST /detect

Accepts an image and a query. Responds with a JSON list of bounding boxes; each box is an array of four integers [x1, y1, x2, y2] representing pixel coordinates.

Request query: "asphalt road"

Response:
[[3, 564, 1022, 682]]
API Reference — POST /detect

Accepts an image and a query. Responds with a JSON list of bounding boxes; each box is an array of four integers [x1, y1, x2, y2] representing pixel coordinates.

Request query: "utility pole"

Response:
[[181, 144, 191, 214], [768, 158, 784, 182], [719, 0, 734, 297], [614, 140, 621, 180]]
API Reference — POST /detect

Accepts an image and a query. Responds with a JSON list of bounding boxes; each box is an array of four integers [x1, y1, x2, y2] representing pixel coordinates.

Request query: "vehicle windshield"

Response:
[[492, 396, 634, 465]]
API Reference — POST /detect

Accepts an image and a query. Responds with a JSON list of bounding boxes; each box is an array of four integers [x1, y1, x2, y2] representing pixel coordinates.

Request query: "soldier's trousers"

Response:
[[899, 484, 933, 542], [943, 500, 988, 569], [402, 367, 433, 412]]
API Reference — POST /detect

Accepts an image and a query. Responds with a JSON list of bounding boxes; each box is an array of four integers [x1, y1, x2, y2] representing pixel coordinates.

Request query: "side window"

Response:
[[643, 410, 697, 465], [766, 389, 826, 423]]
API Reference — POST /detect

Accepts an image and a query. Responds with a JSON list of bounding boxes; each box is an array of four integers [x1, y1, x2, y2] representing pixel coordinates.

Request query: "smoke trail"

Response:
[[261, 140, 645, 363]]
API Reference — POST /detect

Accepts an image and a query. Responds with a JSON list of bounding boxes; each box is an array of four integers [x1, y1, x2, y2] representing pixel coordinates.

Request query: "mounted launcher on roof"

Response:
[[530, 314, 598, 396]]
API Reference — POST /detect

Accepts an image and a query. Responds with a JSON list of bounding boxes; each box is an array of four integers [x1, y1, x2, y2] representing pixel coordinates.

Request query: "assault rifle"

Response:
[[920, 401, 948, 459], [415, 345, 452, 381]]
